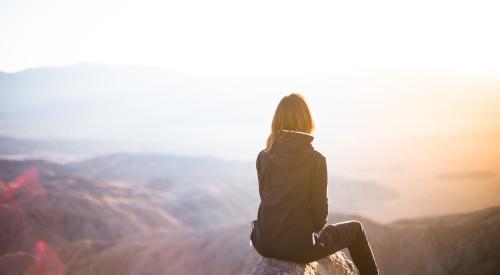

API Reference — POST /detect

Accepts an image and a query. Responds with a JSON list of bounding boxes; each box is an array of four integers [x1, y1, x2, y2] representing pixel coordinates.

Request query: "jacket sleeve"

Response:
[[311, 155, 328, 232], [256, 150, 263, 177], [256, 151, 262, 173], [256, 150, 265, 192]]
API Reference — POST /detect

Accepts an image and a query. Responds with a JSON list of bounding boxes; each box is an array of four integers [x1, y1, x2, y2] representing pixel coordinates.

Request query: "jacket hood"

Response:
[[267, 130, 316, 171]]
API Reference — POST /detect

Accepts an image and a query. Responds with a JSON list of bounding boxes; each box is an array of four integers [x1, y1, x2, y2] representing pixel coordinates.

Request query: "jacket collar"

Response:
[[281, 129, 314, 137], [272, 130, 314, 154]]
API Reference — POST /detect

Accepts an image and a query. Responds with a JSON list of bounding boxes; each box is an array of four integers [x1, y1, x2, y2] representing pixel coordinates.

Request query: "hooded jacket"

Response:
[[250, 130, 328, 263]]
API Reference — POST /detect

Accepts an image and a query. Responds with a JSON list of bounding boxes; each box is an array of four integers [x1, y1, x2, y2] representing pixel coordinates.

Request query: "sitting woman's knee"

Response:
[[349, 220, 364, 233]]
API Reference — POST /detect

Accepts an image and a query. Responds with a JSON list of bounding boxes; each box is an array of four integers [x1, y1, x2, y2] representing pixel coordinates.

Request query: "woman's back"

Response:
[[251, 130, 328, 263]]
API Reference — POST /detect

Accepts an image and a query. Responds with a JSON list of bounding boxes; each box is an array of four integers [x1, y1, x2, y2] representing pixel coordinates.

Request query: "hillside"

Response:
[[1, 157, 499, 274]]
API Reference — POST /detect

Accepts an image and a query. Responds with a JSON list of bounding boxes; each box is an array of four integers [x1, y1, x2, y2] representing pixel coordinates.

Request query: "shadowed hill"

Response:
[[330, 207, 500, 275], [1, 158, 499, 274]]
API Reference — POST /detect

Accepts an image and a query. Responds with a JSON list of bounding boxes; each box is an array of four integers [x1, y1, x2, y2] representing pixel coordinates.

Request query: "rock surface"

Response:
[[249, 252, 356, 275]]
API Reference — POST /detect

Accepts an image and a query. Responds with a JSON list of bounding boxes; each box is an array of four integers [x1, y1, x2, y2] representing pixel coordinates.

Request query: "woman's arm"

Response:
[[311, 155, 328, 232], [256, 150, 266, 193]]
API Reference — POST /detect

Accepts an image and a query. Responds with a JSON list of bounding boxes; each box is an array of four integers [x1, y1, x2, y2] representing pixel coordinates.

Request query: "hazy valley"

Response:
[[1, 155, 499, 274], [1, 64, 500, 274]]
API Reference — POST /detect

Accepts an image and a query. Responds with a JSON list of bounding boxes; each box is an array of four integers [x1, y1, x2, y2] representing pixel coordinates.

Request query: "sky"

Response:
[[1, 0, 500, 76]]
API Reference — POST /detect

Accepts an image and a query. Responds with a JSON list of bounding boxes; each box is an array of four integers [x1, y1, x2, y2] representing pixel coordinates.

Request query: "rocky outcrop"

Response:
[[249, 252, 355, 275]]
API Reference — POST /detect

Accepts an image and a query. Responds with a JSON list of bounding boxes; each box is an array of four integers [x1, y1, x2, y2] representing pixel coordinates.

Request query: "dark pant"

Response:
[[314, 220, 379, 275]]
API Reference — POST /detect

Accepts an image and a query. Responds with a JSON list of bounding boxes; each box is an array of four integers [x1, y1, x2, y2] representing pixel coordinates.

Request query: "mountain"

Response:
[[0, 135, 123, 162], [330, 209, 500, 275], [3, 64, 499, 162], [67, 153, 260, 227], [3, 63, 499, 224], [1, 157, 499, 274], [0, 145, 398, 222], [0, 64, 275, 159]]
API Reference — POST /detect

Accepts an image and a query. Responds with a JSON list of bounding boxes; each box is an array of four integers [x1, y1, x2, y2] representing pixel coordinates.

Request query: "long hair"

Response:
[[266, 93, 315, 151]]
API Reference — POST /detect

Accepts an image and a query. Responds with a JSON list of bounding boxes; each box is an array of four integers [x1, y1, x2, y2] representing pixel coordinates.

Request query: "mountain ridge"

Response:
[[1, 158, 499, 274]]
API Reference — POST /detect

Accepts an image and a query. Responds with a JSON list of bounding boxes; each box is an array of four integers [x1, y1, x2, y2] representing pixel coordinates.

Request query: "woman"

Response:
[[250, 93, 379, 275]]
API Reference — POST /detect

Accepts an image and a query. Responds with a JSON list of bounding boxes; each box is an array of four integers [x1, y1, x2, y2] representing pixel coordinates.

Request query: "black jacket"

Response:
[[250, 130, 328, 263]]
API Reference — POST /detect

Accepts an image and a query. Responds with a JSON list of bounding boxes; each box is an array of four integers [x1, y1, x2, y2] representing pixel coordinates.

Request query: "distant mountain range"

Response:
[[0, 136, 398, 217], [3, 63, 499, 160], [0, 157, 498, 274], [0, 63, 277, 159], [0, 135, 125, 161]]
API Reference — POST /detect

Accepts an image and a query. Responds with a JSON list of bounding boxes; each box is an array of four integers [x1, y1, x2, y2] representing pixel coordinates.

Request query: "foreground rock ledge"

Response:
[[249, 251, 356, 275]]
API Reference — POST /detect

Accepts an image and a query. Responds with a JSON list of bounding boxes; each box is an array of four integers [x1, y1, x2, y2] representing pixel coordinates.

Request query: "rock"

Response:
[[249, 251, 356, 275]]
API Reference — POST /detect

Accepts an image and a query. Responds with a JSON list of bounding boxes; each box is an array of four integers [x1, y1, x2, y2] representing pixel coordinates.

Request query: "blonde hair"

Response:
[[266, 93, 315, 151]]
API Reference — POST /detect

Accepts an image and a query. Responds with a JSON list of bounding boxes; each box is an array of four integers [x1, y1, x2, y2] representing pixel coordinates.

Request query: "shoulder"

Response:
[[312, 149, 326, 161], [311, 150, 327, 176], [256, 149, 268, 167], [257, 149, 268, 160], [311, 150, 327, 171]]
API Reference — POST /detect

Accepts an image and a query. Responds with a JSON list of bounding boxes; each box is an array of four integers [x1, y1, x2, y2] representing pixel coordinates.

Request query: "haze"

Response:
[[1, 0, 499, 222]]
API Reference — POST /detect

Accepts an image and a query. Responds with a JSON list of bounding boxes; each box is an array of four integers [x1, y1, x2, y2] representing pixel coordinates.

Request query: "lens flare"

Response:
[[0, 166, 66, 275], [22, 240, 66, 275]]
